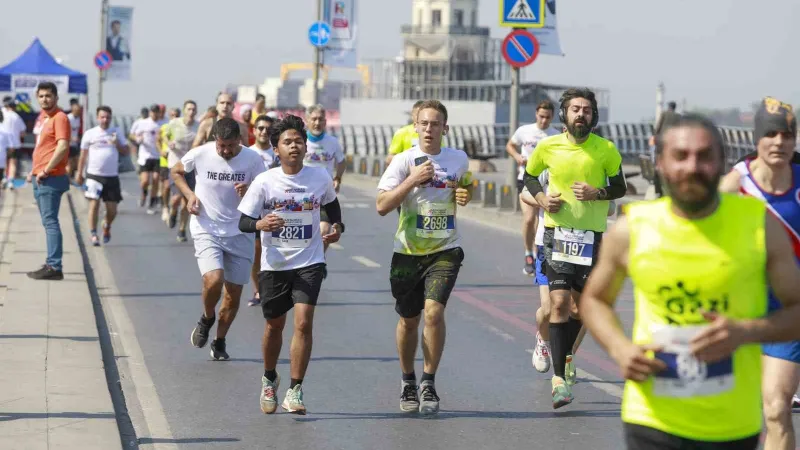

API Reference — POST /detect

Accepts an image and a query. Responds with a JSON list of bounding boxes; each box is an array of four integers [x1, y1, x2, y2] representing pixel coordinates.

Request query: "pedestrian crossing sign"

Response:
[[499, 0, 545, 28]]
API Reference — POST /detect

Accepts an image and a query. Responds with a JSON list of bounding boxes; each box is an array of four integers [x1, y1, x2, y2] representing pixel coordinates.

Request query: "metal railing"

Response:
[[400, 25, 490, 36]]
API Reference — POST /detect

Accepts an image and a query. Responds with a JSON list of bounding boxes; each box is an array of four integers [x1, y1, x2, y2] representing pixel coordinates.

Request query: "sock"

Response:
[[566, 317, 582, 354], [264, 370, 277, 382], [549, 322, 570, 378], [142, 187, 148, 197], [421, 372, 435, 383], [402, 372, 416, 383], [290, 378, 303, 389], [201, 314, 215, 325]]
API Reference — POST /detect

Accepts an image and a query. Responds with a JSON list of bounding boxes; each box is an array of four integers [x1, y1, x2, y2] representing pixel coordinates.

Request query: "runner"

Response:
[[193, 93, 248, 147], [158, 107, 180, 223], [133, 104, 163, 213], [75, 106, 128, 246], [385, 100, 424, 165], [719, 97, 800, 450], [246, 114, 278, 307], [0, 111, 14, 193], [304, 105, 345, 277], [237, 114, 344, 415], [523, 88, 626, 408], [506, 100, 559, 276], [165, 100, 200, 241], [581, 113, 800, 450], [376, 100, 473, 415], [1, 97, 26, 189], [66, 98, 83, 182], [172, 118, 265, 360], [127, 107, 149, 169]]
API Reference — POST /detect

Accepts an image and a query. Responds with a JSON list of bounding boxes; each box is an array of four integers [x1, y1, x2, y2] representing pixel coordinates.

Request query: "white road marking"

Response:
[[525, 349, 623, 399], [329, 243, 344, 250], [337, 193, 347, 200], [485, 324, 515, 342], [351, 255, 381, 268]]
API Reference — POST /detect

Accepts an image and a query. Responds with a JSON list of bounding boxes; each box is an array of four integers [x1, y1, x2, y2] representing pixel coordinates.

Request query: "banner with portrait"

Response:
[[105, 6, 133, 81]]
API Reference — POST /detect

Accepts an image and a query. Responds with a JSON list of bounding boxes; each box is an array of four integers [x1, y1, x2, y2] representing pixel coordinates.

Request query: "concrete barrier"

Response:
[[483, 182, 497, 207], [346, 154, 355, 173], [371, 159, 384, 177], [499, 184, 515, 210], [358, 157, 368, 175], [470, 179, 482, 202]]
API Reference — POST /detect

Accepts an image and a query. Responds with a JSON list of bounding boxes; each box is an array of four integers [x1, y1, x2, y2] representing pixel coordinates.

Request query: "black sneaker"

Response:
[[419, 381, 440, 415], [400, 381, 419, 413], [210, 338, 229, 361], [190, 315, 215, 348], [177, 231, 187, 243], [168, 213, 177, 229], [27, 265, 64, 280]]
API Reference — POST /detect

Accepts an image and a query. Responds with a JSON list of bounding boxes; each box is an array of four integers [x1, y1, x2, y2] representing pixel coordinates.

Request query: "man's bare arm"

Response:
[[192, 119, 211, 148], [170, 161, 193, 200], [718, 171, 741, 194]]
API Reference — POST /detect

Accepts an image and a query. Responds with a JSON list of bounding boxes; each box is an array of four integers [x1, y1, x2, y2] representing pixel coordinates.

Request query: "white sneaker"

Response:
[[161, 206, 170, 223], [532, 333, 551, 373], [281, 385, 306, 415], [260, 373, 280, 414], [792, 394, 800, 408]]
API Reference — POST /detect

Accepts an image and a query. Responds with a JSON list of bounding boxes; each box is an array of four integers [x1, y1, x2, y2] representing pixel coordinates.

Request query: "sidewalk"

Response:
[[0, 186, 122, 449]]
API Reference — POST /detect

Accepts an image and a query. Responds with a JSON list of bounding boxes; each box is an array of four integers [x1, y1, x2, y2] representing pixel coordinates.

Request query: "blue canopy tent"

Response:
[[0, 38, 88, 94]]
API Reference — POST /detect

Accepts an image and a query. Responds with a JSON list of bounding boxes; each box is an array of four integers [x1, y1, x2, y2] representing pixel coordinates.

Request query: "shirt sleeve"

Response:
[[377, 151, 408, 191], [116, 128, 128, 146], [54, 115, 70, 142], [333, 139, 345, 163], [238, 175, 266, 218], [525, 141, 547, 177], [181, 147, 198, 172], [510, 126, 523, 145], [80, 130, 91, 150], [322, 175, 337, 205], [604, 141, 623, 177]]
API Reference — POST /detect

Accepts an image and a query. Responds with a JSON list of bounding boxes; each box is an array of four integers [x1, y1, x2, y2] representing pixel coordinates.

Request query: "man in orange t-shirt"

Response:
[[27, 81, 70, 281]]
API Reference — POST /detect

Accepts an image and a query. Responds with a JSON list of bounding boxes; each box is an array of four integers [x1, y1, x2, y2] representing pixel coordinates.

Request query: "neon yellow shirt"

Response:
[[622, 195, 767, 441], [525, 133, 622, 232], [388, 124, 419, 155], [159, 123, 170, 167]]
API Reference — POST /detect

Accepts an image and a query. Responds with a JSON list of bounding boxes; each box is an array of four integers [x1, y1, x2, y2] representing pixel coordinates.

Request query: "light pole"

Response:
[[98, 0, 109, 109], [311, 0, 323, 106]]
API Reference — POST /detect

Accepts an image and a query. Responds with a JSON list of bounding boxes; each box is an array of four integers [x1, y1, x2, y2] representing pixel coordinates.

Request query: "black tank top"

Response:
[[206, 118, 217, 142]]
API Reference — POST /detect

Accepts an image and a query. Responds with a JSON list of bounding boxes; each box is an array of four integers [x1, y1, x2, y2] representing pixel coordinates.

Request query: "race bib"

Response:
[[270, 211, 313, 248], [552, 227, 594, 266], [416, 203, 455, 238], [650, 325, 734, 398], [85, 179, 103, 200]]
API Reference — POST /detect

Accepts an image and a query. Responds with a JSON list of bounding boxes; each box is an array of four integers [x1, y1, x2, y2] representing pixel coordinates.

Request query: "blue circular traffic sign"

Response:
[[308, 21, 331, 47], [501, 30, 540, 68], [94, 51, 112, 70]]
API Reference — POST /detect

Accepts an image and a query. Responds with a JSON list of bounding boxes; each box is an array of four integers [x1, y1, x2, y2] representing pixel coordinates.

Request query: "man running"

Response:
[[66, 98, 83, 181], [238, 114, 343, 415], [193, 93, 248, 147], [166, 100, 200, 241], [76, 106, 128, 246], [158, 107, 180, 223], [171, 118, 265, 360], [246, 114, 278, 307], [133, 104, 163, 212], [582, 114, 800, 450], [376, 100, 473, 415], [127, 107, 148, 164], [523, 88, 626, 408], [719, 97, 800, 450], [506, 100, 560, 276], [386, 100, 424, 165], [304, 105, 345, 276], [1, 97, 26, 189]]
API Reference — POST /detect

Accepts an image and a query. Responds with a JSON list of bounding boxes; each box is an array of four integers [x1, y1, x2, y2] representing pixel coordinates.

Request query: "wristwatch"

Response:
[[597, 188, 608, 200], [334, 222, 345, 234]]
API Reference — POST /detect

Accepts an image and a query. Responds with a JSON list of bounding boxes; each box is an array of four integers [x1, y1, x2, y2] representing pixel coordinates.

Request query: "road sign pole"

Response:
[[98, 0, 108, 109], [507, 27, 521, 188], [311, 0, 322, 106]]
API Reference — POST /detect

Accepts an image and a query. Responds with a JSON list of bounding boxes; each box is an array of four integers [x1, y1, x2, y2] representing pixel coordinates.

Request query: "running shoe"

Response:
[[565, 354, 577, 386], [551, 376, 573, 409], [523, 254, 535, 276], [248, 296, 261, 307], [260, 373, 281, 414], [282, 385, 306, 414], [177, 231, 187, 242], [793, 394, 800, 408], [400, 381, 420, 413], [102, 222, 111, 244], [532, 333, 551, 373], [168, 213, 177, 229], [190, 315, 215, 348], [210, 338, 229, 361], [419, 381, 440, 415], [161, 206, 170, 223], [90, 231, 100, 247]]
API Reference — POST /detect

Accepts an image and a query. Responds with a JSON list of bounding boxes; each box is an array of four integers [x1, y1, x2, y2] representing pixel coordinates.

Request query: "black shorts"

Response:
[[516, 179, 525, 194], [85, 174, 123, 203], [69, 145, 81, 158], [390, 247, 464, 318], [258, 263, 326, 319], [320, 207, 330, 223], [138, 158, 160, 173], [159, 166, 170, 179], [7, 148, 18, 159], [624, 423, 758, 450], [543, 227, 603, 293]]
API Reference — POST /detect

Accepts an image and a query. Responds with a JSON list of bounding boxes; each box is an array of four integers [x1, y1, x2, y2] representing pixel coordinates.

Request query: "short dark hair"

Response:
[[96, 106, 112, 116], [212, 117, 241, 141], [256, 94, 266, 102], [69, 98, 79, 105], [416, 99, 448, 123], [537, 100, 555, 112], [0, 110, 4, 123], [111, 20, 121, 26], [667, 101, 677, 110], [184, 99, 196, 108], [149, 103, 160, 113], [269, 114, 306, 148], [36, 82, 57, 96], [140, 107, 148, 118], [560, 88, 597, 112], [655, 113, 725, 162], [254, 114, 275, 126], [412, 100, 425, 110]]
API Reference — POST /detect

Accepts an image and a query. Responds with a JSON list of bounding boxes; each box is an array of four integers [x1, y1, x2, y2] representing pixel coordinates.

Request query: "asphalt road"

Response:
[[79, 172, 799, 450]]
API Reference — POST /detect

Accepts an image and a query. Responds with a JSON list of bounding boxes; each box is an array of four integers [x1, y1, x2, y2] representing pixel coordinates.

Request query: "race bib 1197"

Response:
[[552, 227, 594, 266]]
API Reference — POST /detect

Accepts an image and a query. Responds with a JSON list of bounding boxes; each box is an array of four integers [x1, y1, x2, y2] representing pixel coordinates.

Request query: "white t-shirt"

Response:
[[251, 145, 276, 170], [181, 143, 266, 237], [166, 119, 200, 168], [533, 170, 549, 246], [1, 108, 25, 148], [511, 124, 560, 180], [377, 146, 470, 256], [0, 129, 13, 167], [67, 113, 81, 145], [134, 117, 161, 164], [80, 126, 128, 177], [238, 166, 337, 271], [305, 134, 344, 178]]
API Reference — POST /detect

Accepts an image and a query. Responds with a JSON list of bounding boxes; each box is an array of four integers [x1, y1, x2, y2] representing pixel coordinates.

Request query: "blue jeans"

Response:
[[33, 175, 69, 270]]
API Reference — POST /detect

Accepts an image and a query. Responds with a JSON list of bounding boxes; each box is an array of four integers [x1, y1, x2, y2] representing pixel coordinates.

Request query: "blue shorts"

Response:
[[763, 292, 800, 363], [534, 245, 548, 286]]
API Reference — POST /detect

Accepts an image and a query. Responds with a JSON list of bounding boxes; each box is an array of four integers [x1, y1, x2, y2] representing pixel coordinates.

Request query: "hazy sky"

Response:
[[1, 0, 798, 121]]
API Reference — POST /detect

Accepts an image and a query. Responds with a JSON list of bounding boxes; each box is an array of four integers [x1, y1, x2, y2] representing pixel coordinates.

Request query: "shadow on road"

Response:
[[293, 408, 621, 421], [0, 334, 98, 342]]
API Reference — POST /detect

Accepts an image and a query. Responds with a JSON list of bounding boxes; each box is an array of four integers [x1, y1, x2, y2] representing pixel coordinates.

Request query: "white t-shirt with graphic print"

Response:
[[304, 134, 344, 178]]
